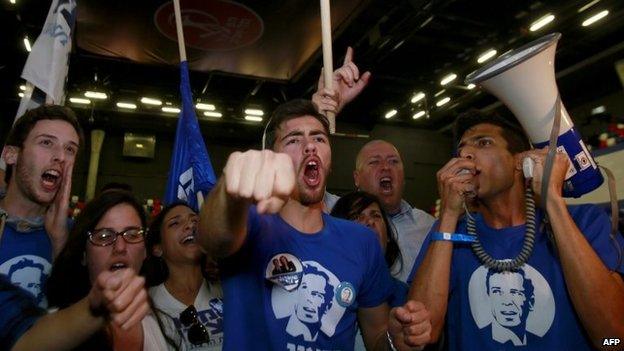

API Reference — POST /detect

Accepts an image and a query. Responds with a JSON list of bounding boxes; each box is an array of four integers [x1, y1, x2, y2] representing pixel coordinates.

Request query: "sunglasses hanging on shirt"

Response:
[[179, 305, 210, 345]]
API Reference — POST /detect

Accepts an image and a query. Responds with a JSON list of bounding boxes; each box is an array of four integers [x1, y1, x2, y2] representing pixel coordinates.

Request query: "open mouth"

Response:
[[180, 234, 196, 245], [303, 159, 321, 187], [109, 262, 128, 271], [41, 169, 61, 191], [379, 176, 393, 193]]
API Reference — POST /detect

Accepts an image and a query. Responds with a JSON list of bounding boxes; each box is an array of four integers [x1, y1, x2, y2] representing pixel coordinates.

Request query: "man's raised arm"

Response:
[[198, 150, 295, 258]]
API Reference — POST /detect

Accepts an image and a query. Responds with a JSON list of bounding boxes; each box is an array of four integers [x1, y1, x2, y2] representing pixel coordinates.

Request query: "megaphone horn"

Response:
[[465, 32, 603, 198]]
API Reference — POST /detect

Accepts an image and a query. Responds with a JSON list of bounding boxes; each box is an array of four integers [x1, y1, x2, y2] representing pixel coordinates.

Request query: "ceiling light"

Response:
[[116, 102, 137, 109], [70, 97, 91, 105], [440, 73, 457, 86], [162, 106, 181, 114], [436, 97, 451, 107], [467, 84, 476, 90], [196, 103, 215, 111], [384, 109, 398, 119], [413, 111, 426, 119], [477, 49, 497, 64], [140, 97, 162, 106], [84, 91, 107, 100], [18, 92, 24, 98], [10, 0, 16, 4], [529, 14, 555, 32], [578, 0, 601, 13], [435, 89, 446, 97], [245, 115, 263, 122], [410, 92, 425, 104], [19, 85, 26, 91], [244, 108, 264, 116], [591, 105, 606, 115], [203, 111, 223, 118], [582, 10, 608, 26], [23, 36, 31, 52]]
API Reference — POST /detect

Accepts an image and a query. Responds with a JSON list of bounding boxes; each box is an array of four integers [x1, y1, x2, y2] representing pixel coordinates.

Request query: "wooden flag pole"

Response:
[[172, 0, 187, 62], [320, 0, 336, 134]]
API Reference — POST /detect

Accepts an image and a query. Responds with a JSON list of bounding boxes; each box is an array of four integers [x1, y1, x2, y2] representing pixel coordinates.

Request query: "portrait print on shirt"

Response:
[[270, 260, 353, 343], [0, 255, 51, 306], [468, 264, 555, 346]]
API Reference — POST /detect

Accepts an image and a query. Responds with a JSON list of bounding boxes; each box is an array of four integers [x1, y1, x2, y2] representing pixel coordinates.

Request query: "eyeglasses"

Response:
[[87, 227, 146, 246], [180, 305, 210, 345]]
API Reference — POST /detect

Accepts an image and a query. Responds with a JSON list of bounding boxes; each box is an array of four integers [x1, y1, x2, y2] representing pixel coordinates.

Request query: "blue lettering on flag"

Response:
[[164, 61, 217, 211]]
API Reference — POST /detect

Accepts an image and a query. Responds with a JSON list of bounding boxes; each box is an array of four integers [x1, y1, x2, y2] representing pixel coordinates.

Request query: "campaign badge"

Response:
[[335, 282, 356, 307], [265, 253, 303, 291]]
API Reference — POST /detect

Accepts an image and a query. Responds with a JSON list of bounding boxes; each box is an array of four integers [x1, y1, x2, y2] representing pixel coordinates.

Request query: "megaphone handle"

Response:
[[540, 94, 563, 209]]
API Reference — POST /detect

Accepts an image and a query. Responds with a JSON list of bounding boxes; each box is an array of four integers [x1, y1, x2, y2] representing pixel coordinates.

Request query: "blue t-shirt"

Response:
[[0, 220, 52, 307], [221, 208, 394, 351], [0, 274, 45, 350], [408, 204, 624, 350]]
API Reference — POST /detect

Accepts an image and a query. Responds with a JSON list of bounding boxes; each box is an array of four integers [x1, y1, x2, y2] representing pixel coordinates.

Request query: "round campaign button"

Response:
[[335, 281, 356, 307]]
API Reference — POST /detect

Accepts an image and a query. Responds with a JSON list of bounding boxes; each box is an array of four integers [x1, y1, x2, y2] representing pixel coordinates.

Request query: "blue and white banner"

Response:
[[21, 0, 76, 105], [2, 0, 77, 171], [164, 61, 217, 211]]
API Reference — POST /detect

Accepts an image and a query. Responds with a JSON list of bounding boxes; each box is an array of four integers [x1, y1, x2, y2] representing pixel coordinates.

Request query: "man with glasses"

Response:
[[0, 105, 82, 307]]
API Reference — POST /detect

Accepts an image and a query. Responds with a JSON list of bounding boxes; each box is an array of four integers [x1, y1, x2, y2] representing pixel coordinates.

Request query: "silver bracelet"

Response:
[[387, 331, 398, 351]]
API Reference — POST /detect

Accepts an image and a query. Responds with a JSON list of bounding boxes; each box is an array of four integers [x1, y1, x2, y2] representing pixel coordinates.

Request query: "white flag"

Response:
[[1, 0, 77, 172], [21, 0, 77, 105]]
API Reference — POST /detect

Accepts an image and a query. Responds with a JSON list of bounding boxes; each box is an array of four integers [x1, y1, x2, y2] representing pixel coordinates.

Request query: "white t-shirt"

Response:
[[149, 280, 224, 351], [142, 313, 169, 351]]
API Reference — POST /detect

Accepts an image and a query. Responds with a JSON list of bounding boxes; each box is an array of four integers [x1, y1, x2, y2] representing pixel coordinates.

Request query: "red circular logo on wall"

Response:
[[155, 0, 264, 51]]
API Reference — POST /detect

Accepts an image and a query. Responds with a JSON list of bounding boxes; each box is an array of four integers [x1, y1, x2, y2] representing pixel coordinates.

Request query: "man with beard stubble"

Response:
[[199, 99, 431, 350], [0, 105, 82, 306]]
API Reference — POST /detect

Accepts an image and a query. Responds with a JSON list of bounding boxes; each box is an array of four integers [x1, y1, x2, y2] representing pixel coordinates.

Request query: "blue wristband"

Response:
[[432, 232, 477, 243]]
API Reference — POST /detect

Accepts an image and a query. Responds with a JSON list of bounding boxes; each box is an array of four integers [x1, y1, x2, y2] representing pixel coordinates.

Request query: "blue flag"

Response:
[[164, 61, 217, 211]]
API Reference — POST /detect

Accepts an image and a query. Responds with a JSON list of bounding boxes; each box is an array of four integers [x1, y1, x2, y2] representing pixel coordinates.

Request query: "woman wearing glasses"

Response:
[[47, 190, 170, 350], [143, 202, 224, 350]]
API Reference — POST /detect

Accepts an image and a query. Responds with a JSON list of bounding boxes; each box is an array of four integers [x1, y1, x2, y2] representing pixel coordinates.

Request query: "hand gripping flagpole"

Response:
[[320, 0, 336, 134]]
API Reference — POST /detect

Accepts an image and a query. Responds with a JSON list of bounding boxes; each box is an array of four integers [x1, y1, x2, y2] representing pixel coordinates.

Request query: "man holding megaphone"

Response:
[[408, 110, 624, 350]]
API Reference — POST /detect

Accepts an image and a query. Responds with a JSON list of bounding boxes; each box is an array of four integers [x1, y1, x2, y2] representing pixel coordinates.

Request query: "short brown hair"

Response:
[[453, 109, 531, 155], [263, 99, 330, 149], [4, 105, 84, 183]]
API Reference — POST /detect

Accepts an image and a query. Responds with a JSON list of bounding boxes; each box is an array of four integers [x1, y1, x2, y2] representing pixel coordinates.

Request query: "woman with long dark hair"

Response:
[[331, 191, 409, 351], [331, 191, 403, 275], [47, 190, 168, 350], [143, 202, 223, 350]]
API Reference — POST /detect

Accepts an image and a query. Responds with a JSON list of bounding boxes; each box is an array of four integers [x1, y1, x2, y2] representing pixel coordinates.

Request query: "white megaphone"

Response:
[[465, 33, 603, 198]]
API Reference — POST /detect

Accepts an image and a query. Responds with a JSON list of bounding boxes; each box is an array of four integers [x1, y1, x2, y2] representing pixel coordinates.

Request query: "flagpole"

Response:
[[172, 0, 187, 62], [170, 0, 209, 210], [320, 0, 335, 134]]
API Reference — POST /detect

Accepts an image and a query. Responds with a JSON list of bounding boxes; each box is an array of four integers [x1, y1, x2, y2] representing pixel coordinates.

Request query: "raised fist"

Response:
[[223, 150, 296, 214]]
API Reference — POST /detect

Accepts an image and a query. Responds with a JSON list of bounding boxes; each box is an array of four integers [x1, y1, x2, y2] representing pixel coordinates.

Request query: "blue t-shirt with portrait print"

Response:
[[220, 207, 394, 351], [0, 273, 45, 350], [0, 214, 52, 308], [408, 204, 624, 350]]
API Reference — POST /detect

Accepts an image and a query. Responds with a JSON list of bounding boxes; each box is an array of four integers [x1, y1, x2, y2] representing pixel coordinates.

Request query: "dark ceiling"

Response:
[[1, 0, 624, 144]]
